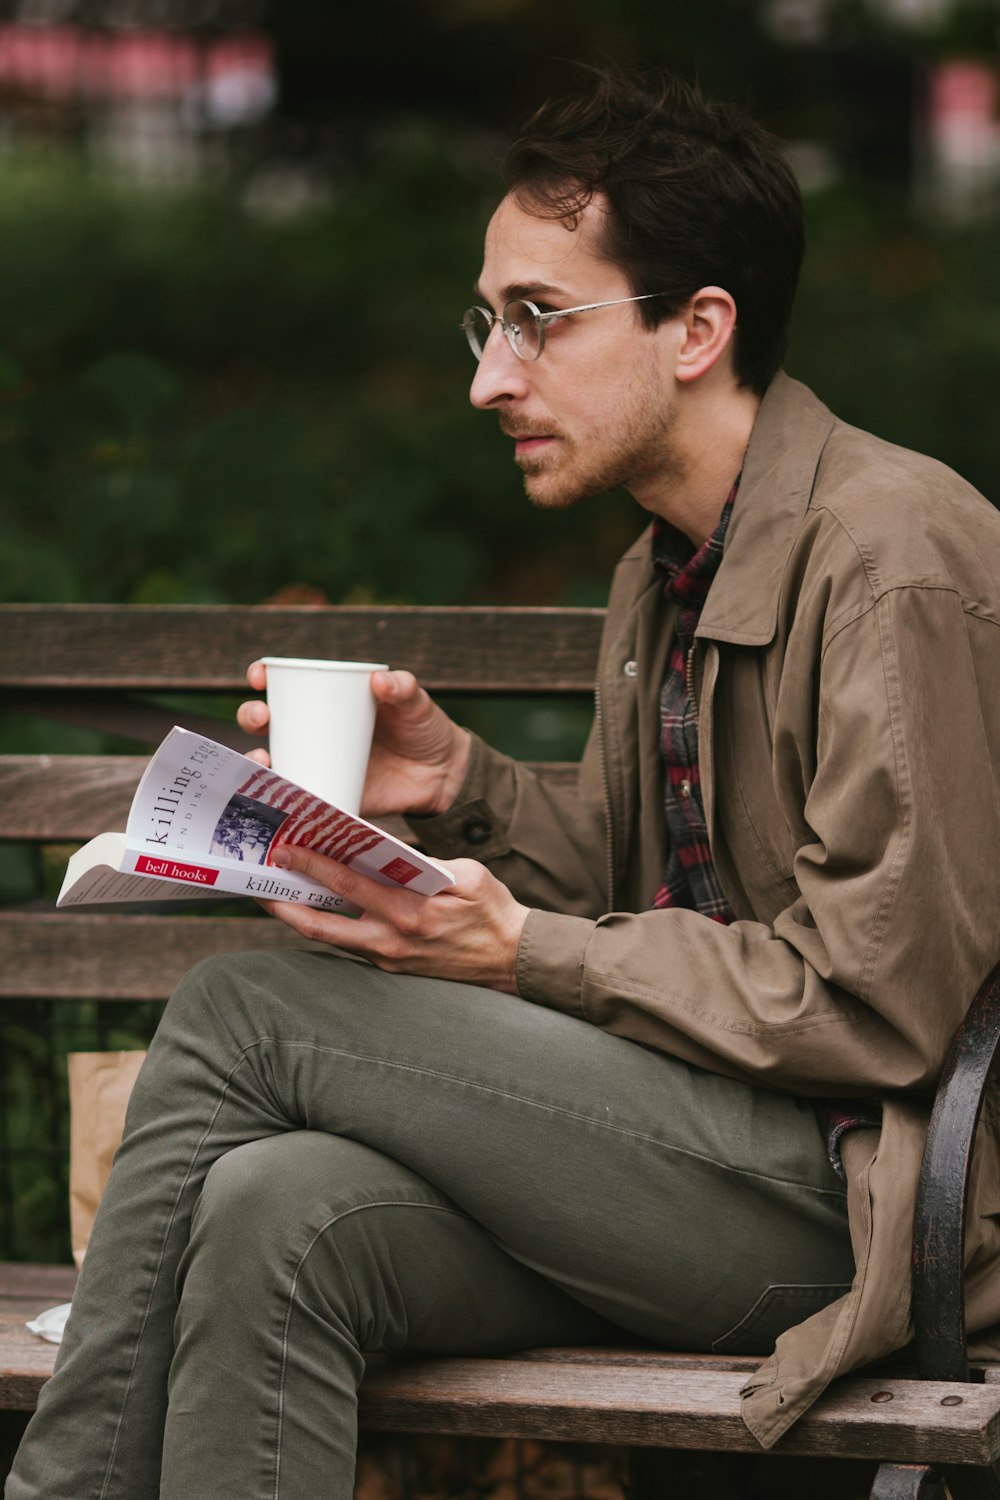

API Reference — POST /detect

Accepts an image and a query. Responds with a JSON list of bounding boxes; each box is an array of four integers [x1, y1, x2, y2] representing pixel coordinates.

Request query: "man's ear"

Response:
[[674, 287, 738, 384]]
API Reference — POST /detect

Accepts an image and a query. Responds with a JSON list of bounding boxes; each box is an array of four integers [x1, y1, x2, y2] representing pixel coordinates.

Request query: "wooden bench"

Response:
[[2, 601, 1000, 1500]]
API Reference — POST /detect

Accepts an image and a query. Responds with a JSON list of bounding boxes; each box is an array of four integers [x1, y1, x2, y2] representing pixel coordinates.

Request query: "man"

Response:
[[9, 65, 1000, 1500]]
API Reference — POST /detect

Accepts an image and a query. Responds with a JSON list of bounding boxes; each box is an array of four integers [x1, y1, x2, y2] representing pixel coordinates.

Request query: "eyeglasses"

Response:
[[461, 292, 666, 362]]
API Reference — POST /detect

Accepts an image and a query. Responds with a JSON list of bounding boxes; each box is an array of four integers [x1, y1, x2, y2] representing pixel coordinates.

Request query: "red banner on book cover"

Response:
[[135, 855, 220, 886]]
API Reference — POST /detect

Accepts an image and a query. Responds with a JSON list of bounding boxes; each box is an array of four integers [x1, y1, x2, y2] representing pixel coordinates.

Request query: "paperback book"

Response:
[[57, 726, 454, 915]]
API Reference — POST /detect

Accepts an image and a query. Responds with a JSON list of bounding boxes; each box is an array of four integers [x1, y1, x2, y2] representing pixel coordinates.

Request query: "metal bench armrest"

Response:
[[914, 960, 1000, 1382]]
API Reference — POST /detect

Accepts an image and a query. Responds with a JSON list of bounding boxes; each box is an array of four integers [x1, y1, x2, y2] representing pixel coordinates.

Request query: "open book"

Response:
[[57, 726, 454, 914]]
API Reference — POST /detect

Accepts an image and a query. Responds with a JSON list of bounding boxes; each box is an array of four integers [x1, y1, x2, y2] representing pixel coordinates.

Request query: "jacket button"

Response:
[[462, 818, 492, 846], [623, 659, 638, 677]]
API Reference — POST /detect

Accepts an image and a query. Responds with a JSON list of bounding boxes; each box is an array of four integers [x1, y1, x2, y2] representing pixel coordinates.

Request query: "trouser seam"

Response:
[[243, 1035, 847, 1202], [272, 1199, 469, 1500]]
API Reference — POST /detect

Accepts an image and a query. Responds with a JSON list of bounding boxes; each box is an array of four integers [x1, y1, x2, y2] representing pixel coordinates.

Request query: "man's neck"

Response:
[[636, 381, 761, 548]]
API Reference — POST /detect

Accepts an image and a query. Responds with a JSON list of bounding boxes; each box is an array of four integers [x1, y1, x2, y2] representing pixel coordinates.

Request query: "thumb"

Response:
[[373, 669, 421, 705]]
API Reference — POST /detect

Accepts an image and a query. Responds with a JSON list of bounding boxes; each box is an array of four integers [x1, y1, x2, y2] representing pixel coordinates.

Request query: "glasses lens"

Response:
[[504, 300, 542, 361], [462, 307, 492, 360]]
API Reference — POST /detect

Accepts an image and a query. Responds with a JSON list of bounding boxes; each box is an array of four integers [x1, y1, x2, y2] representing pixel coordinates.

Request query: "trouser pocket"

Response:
[[711, 1282, 851, 1355]]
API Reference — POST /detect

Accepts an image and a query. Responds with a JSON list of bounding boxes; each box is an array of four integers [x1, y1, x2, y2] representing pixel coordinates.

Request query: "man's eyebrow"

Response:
[[471, 281, 571, 307]]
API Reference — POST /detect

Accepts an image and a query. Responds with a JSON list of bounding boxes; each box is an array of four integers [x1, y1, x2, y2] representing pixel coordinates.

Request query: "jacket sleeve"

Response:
[[515, 584, 1000, 1097], [405, 725, 610, 918]]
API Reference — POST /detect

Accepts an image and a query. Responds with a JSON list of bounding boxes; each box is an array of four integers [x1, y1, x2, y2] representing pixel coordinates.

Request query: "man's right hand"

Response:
[[237, 662, 471, 820]]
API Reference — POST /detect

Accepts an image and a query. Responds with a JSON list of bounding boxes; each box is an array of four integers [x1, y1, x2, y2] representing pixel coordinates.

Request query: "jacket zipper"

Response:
[[594, 679, 616, 912], [685, 643, 700, 722]]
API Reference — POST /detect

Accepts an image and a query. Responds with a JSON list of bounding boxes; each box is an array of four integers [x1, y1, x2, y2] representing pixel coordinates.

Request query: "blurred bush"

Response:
[[0, 128, 638, 612], [0, 121, 997, 619], [791, 190, 1000, 503]]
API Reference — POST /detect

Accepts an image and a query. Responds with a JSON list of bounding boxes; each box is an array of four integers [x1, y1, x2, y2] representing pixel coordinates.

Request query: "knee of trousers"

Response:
[[166, 948, 297, 1018], [155, 949, 341, 1065], [161, 947, 381, 1044], [178, 1132, 470, 1352]]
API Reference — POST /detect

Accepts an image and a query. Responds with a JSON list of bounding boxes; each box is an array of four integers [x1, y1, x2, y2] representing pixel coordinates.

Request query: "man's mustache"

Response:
[[499, 422, 560, 440]]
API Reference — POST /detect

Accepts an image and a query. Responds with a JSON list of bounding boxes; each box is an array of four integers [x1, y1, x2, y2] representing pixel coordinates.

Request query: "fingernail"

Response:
[[272, 849, 291, 868]]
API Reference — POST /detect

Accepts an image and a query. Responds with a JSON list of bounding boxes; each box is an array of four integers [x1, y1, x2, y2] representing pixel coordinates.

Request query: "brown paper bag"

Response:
[[68, 1050, 147, 1268]]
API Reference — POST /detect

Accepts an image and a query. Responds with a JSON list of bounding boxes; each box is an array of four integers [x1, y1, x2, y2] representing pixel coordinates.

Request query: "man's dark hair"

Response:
[[502, 66, 805, 394]]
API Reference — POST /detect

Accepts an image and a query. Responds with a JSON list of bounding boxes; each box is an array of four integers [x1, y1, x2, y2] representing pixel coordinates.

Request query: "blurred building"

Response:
[[0, 0, 275, 182], [0, 0, 997, 215], [764, 0, 1000, 217], [917, 54, 1000, 216]]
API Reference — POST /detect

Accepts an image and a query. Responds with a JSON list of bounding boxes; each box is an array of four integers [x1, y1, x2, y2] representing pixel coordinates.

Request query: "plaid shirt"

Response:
[[650, 483, 738, 920], [649, 482, 879, 1176]]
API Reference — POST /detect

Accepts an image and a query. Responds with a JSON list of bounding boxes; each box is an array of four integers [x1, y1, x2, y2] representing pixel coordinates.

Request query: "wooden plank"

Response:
[[0, 1264, 76, 1313], [0, 758, 147, 839], [0, 757, 578, 840], [356, 1358, 1000, 1465], [0, 606, 604, 694], [2, 1322, 999, 1467], [0, 914, 316, 1000], [519, 1346, 760, 1374], [0, 1315, 61, 1410]]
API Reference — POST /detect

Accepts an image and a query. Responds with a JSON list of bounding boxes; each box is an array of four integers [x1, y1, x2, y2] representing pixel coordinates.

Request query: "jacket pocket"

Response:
[[712, 1282, 851, 1355]]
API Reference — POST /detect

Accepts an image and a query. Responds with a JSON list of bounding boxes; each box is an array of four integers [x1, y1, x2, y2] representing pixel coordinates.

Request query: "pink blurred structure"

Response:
[[0, 22, 273, 121]]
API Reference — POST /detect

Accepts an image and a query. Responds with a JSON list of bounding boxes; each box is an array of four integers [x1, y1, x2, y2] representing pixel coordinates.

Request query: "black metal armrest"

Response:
[[913, 959, 1000, 1383]]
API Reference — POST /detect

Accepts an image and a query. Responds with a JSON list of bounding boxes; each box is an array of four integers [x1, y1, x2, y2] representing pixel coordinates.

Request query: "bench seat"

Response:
[[4, 1266, 1000, 1473]]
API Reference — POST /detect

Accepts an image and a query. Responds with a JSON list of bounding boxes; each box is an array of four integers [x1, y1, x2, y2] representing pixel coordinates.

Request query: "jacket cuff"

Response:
[[403, 733, 519, 860], [515, 908, 593, 1017]]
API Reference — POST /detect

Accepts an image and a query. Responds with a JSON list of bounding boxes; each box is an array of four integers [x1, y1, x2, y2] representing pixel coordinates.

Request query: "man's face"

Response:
[[469, 192, 682, 511]]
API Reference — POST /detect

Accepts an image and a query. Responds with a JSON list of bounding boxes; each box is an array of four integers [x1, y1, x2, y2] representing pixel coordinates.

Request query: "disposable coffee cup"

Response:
[[259, 657, 389, 815]]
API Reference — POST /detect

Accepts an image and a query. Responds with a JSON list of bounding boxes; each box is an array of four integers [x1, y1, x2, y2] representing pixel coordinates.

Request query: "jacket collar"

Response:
[[694, 372, 836, 646]]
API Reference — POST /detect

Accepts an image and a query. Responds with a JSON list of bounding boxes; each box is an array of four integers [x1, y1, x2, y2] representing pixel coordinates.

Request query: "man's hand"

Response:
[[260, 846, 530, 994], [237, 662, 472, 818]]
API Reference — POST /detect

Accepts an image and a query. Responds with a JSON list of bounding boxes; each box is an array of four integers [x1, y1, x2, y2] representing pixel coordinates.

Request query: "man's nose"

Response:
[[469, 326, 531, 409]]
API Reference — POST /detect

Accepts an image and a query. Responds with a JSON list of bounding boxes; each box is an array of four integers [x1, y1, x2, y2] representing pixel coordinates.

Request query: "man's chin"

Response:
[[520, 459, 618, 510], [521, 473, 583, 510], [516, 453, 580, 510]]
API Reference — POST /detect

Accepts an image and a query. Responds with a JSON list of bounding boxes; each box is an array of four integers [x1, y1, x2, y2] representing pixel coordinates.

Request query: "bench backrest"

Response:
[[0, 603, 603, 1003]]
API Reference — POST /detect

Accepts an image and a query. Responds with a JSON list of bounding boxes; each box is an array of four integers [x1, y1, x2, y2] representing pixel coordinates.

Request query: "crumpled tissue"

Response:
[[26, 1303, 71, 1344]]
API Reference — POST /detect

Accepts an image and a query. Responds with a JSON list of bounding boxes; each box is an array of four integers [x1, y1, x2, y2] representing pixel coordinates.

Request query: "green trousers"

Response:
[[6, 950, 854, 1500]]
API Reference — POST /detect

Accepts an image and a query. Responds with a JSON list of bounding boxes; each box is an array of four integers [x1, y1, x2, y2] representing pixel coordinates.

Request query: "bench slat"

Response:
[[0, 1317, 60, 1410], [0, 606, 604, 693], [0, 758, 578, 841], [0, 914, 314, 1000], [0, 1264, 76, 1314], [357, 1358, 1000, 1464], [3, 1315, 999, 1465], [0, 758, 148, 840]]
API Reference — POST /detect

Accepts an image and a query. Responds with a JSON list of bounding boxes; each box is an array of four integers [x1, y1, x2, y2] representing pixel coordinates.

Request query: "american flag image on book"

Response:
[[237, 768, 383, 867]]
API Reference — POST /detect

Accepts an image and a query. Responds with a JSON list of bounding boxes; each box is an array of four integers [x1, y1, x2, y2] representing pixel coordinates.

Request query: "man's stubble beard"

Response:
[[516, 372, 682, 511]]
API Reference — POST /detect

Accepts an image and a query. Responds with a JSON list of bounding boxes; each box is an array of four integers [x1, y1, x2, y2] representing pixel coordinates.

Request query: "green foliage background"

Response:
[[1, 86, 997, 620], [0, 131, 645, 615]]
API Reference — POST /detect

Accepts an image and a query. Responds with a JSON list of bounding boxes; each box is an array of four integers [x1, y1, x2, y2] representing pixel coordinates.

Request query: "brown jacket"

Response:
[[416, 373, 1000, 1445]]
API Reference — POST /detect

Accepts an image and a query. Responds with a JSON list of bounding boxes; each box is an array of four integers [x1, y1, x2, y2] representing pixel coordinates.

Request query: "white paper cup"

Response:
[[259, 657, 389, 814]]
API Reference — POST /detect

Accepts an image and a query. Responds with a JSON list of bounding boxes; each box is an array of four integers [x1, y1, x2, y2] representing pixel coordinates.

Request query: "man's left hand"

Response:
[[260, 848, 530, 994]]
